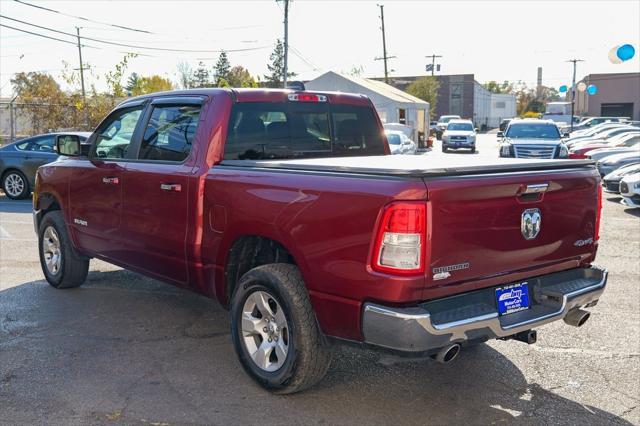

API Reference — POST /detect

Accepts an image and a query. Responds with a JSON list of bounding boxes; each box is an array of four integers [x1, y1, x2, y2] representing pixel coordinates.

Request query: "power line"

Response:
[[0, 23, 98, 49], [13, 0, 154, 34], [1, 15, 268, 54]]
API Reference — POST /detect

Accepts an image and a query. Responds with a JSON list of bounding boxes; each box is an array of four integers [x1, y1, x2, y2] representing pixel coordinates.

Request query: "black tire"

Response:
[[2, 170, 30, 200], [38, 210, 89, 289], [230, 264, 331, 394], [470, 147, 476, 153], [442, 146, 448, 153]]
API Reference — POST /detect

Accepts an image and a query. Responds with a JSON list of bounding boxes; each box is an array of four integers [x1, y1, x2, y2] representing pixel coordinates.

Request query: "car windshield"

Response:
[[386, 134, 401, 145], [440, 116, 458, 123], [447, 123, 473, 131], [506, 123, 560, 139]]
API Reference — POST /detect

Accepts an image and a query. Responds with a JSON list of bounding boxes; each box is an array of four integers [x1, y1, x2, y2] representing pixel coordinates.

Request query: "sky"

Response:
[[1, 0, 639, 97]]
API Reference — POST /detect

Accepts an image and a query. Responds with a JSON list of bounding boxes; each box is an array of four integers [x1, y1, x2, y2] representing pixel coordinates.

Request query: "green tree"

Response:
[[105, 53, 136, 98], [264, 39, 296, 88], [125, 72, 140, 96], [406, 76, 440, 113], [227, 66, 257, 88], [191, 61, 211, 88], [214, 50, 231, 87], [483, 80, 513, 94]]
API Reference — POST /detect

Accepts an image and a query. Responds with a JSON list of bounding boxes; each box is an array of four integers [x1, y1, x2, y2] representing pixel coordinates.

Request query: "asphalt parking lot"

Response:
[[1, 140, 639, 425]]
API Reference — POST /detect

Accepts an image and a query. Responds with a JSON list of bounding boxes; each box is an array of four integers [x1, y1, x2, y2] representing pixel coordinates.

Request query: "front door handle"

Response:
[[102, 177, 119, 185], [160, 183, 182, 192]]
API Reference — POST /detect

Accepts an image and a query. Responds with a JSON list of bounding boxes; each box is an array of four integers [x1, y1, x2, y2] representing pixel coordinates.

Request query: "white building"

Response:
[[306, 71, 430, 142]]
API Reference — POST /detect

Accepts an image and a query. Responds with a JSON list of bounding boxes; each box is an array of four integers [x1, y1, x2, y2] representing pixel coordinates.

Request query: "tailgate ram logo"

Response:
[[521, 208, 542, 240]]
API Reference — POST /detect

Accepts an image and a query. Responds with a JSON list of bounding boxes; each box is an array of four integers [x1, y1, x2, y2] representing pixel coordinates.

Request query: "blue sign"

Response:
[[587, 84, 598, 95], [559, 85, 568, 93], [496, 282, 530, 316], [617, 44, 636, 61]]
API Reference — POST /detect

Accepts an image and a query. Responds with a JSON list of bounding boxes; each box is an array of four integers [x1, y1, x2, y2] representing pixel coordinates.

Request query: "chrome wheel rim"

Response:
[[241, 290, 289, 372], [42, 226, 62, 275], [5, 173, 25, 197]]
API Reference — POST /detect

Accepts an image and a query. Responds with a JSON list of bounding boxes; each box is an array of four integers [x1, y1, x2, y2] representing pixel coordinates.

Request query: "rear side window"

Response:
[[223, 102, 385, 160], [29, 136, 56, 152], [139, 105, 201, 162]]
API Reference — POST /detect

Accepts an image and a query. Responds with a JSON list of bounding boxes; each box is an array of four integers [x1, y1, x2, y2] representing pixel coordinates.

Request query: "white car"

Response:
[[602, 163, 640, 193], [620, 173, 640, 208], [588, 145, 640, 162], [435, 115, 461, 139], [566, 126, 637, 149], [597, 151, 640, 177], [385, 130, 416, 155], [442, 119, 477, 153]]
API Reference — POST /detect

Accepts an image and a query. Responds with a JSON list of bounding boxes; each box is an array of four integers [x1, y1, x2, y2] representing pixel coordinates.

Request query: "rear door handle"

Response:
[[102, 177, 119, 185], [160, 183, 182, 192]]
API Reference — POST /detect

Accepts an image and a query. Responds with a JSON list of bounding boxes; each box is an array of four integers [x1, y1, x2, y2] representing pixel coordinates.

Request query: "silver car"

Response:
[[442, 119, 477, 153], [597, 151, 640, 177]]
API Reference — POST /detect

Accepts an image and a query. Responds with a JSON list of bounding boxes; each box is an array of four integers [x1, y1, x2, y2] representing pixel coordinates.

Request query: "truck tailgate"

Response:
[[424, 167, 600, 289]]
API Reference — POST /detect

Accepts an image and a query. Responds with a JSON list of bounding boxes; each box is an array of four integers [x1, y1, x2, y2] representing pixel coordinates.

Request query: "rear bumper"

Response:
[[362, 266, 607, 354]]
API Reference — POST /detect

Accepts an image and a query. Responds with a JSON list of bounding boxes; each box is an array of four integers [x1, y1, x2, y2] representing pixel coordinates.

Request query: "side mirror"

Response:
[[56, 135, 82, 157], [475, 128, 479, 132], [562, 132, 570, 138], [497, 131, 504, 138]]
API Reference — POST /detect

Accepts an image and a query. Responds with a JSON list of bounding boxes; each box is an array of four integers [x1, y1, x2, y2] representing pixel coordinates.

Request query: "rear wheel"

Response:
[[230, 264, 331, 394], [442, 146, 448, 153], [38, 211, 89, 289], [2, 170, 29, 199]]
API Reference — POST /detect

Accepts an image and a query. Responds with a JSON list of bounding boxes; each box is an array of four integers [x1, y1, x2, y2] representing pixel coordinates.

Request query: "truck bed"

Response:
[[220, 155, 595, 177]]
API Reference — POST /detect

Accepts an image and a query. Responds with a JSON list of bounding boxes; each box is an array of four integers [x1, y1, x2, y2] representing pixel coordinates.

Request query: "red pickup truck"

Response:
[[34, 88, 607, 394]]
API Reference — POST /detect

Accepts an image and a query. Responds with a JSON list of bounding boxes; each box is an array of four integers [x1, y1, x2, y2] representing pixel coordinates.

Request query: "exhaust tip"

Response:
[[564, 308, 591, 327], [434, 344, 461, 364]]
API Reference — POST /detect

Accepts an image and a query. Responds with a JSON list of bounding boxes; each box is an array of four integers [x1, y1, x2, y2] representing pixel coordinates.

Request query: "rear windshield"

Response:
[[506, 123, 560, 139], [386, 133, 401, 145], [223, 102, 386, 160]]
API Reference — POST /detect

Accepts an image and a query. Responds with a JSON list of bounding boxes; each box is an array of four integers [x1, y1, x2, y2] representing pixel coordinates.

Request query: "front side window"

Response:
[[29, 136, 56, 152], [386, 134, 401, 145], [139, 105, 201, 162], [94, 108, 143, 159], [224, 102, 385, 160]]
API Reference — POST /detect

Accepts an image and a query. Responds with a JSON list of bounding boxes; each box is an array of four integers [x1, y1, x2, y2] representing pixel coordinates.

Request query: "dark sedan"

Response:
[[0, 132, 90, 199]]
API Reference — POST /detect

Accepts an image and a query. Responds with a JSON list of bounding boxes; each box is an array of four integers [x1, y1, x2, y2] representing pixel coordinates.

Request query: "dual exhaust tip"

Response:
[[432, 308, 591, 365]]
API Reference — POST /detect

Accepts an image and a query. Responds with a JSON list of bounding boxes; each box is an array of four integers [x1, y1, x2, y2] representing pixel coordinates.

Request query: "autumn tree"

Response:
[[483, 80, 513, 94], [226, 66, 257, 88], [129, 75, 174, 95], [11, 72, 69, 134], [406, 76, 440, 113], [264, 39, 295, 88]]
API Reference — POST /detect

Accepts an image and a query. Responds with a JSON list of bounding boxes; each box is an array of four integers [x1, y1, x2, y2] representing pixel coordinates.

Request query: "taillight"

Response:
[[595, 183, 603, 241], [288, 93, 327, 102], [372, 202, 426, 275]]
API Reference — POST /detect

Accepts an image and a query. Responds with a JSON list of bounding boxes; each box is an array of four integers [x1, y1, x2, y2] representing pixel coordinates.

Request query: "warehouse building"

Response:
[[382, 74, 516, 129], [573, 72, 640, 120], [306, 71, 430, 142]]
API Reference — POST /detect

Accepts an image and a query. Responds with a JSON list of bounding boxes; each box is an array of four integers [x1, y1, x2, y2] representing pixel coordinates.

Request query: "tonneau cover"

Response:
[[220, 155, 594, 177]]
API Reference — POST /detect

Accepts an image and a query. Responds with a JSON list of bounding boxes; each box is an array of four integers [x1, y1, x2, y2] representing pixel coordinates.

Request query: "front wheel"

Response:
[[230, 264, 331, 394], [2, 170, 29, 199], [38, 211, 89, 289]]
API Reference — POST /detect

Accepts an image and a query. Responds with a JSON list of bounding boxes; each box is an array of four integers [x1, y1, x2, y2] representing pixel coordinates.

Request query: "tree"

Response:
[[191, 61, 211, 88], [483, 80, 513, 94], [176, 62, 193, 89], [214, 50, 231, 87], [227, 66, 257, 88], [125, 72, 140, 96], [11, 71, 68, 133], [105, 53, 136, 98], [264, 39, 296, 88], [406, 76, 440, 113], [129, 75, 173, 96]]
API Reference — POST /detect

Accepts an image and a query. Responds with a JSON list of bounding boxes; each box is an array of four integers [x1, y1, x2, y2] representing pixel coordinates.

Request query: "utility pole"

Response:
[[566, 58, 584, 132], [76, 27, 88, 128], [9, 95, 17, 142], [375, 4, 395, 83], [426, 54, 442, 76], [282, 0, 289, 88]]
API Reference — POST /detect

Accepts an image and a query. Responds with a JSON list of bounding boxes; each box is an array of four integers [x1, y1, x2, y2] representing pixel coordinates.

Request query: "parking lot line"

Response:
[[0, 225, 11, 238]]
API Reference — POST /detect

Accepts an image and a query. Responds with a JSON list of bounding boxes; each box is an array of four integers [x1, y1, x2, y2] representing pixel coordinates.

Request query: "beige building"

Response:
[[574, 72, 640, 120]]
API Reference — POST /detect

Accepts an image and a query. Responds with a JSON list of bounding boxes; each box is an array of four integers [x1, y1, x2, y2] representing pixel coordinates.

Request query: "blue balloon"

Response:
[[587, 84, 598, 95], [617, 44, 636, 61], [559, 85, 568, 93]]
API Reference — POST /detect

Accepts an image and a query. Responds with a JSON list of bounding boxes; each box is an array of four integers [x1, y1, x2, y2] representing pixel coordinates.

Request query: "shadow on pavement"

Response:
[[0, 270, 632, 425], [623, 207, 640, 217], [0, 194, 33, 214]]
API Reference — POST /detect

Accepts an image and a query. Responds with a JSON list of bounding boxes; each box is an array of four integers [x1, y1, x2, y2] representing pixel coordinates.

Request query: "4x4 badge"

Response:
[[521, 208, 541, 240]]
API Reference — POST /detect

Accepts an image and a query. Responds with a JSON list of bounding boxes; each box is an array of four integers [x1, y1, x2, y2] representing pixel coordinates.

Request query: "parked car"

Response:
[[34, 88, 606, 393], [587, 144, 640, 162], [0, 132, 90, 199], [499, 118, 512, 132], [566, 125, 636, 148], [601, 163, 640, 193], [385, 130, 416, 154], [620, 173, 640, 208], [564, 116, 629, 134], [498, 119, 569, 159], [597, 151, 640, 177], [441, 119, 476, 153], [568, 122, 627, 140], [569, 132, 640, 159], [435, 114, 461, 139]]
